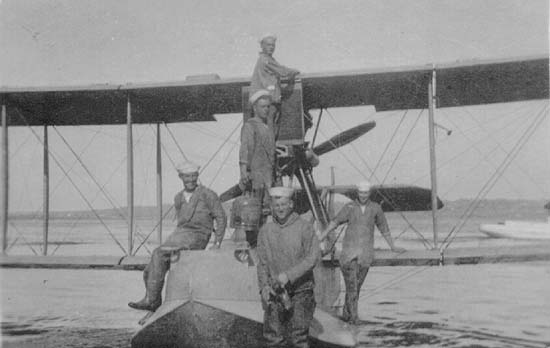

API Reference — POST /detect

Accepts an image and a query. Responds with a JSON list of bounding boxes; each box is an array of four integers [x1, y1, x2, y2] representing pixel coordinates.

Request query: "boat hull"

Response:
[[131, 299, 353, 348], [131, 247, 356, 347], [480, 221, 550, 240]]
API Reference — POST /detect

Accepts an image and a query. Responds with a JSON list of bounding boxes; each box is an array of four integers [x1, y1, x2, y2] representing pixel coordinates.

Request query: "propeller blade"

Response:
[[312, 121, 376, 156], [219, 184, 243, 202]]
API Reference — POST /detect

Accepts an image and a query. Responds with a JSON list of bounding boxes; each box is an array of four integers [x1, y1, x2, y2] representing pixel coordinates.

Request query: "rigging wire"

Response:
[[408, 110, 534, 195], [323, 109, 433, 249], [381, 109, 424, 184], [199, 119, 242, 175], [133, 205, 174, 254], [164, 123, 189, 161], [370, 109, 408, 180], [51, 155, 130, 255], [359, 265, 433, 300], [372, 107, 518, 174], [9, 131, 33, 160], [442, 104, 547, 247], [52, 126, 153, 248], [436, 108, 541, 198], [448, 103, 549, 196], [208, 140, 240, 188], [441, 103, 548, 250], [6, 221, 38, 254], [13, 111, 127, 254]]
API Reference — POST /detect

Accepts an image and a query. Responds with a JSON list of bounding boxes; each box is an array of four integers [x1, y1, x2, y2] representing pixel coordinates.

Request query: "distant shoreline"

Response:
[[8, 199, 548, 220]]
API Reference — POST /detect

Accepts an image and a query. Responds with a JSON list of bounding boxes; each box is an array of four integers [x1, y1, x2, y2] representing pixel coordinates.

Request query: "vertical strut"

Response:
[[156, 123, 163, 244], [127, 95, 134, 255], [43, 125, 49, 255], [1, 105, 8, 254], [296, 163, 329, 229], [428, 69, 439, 249]]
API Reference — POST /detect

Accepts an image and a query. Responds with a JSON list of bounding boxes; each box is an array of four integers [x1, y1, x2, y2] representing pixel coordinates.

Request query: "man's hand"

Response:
[[239, 167, 250, 187], [277, 273, 289, 286], [261, 286, 275, 303], [391, 246, 406, 253], [289, 69, 300, 78], [209, 242, 221, 250]]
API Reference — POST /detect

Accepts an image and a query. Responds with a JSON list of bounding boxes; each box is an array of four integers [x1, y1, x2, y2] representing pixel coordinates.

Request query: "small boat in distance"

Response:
[[479, 202, 550, 240]]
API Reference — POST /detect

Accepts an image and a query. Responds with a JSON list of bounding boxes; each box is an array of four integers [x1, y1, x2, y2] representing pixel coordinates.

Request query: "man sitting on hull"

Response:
[[128, 161, 227, 311]]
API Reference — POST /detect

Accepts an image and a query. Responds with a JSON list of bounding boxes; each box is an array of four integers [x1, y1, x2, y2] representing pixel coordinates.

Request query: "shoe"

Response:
[[128, 297, 161, 311]]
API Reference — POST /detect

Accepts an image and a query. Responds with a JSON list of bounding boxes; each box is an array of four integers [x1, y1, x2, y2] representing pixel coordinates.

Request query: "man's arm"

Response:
[[284, 222, 320, 284], [264, 57, 300, 79], [375, 207, 405, 252], [239, 123, 254, 186], [319, 204, 350, 241]]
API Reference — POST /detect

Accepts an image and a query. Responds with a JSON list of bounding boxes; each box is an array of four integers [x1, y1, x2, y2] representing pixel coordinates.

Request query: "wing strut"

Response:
[[294, 151, 329, 230], [428, 69, 439, 249]]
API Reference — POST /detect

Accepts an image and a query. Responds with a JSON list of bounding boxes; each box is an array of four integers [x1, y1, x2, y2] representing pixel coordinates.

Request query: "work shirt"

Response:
[[334, 200, 390, 267], [250, 52, 299, 103], [173, 185, 227, 242], [257, 213, 320, 294], [239, 117, 276, 190]]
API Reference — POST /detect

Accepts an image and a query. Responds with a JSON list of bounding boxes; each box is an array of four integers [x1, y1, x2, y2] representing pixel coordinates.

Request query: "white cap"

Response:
[[356, 181, 372, 192], [176, 161, 200, 174], [269, 186, 294, 198], [249, 89, 272, 105], [259, 33, 277, 43]]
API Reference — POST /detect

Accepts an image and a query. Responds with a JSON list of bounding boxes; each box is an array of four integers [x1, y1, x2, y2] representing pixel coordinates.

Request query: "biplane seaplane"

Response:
[[0, 55, 547, 348]]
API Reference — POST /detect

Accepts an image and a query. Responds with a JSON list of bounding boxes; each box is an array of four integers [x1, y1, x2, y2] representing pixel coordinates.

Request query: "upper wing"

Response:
[[302, 55, 549, 111], [1, 77, 248, 126], [1, 55, 547, 126]]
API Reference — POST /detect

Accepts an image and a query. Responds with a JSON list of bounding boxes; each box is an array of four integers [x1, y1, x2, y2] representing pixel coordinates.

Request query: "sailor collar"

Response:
[[273, 212, 299, 228]]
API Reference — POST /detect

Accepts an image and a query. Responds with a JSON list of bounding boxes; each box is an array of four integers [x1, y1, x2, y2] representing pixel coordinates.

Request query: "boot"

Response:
[[128, 279, 163, 311], [129, 250, 168, 311]]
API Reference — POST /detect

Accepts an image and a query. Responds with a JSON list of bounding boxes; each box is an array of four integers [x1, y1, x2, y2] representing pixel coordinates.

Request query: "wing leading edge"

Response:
[[1, 55, 547, 126]]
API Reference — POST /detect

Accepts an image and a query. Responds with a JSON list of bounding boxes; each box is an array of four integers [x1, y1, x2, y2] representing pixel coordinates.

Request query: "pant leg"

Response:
[[147, 246, 171, 283], [356, 265, 370, 298], [145, 231, 209, 288], [163, 230, 210, 250], [340, 259, 359, 322], [288, 290, 315, 348], [263, 302, 286, 347]]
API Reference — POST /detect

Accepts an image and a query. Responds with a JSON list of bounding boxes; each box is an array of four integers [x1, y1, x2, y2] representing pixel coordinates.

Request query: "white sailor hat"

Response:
[[356, 180, 372, 192], [176, 161, 200, 174], [249, 89, 272, 105], [259, 33, 277, 43], [269, 186, 294, 198]]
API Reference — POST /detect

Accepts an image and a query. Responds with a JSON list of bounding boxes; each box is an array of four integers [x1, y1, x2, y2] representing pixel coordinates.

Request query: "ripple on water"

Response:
[[1, 322, 49, 337], [1, 327, 134, 348]]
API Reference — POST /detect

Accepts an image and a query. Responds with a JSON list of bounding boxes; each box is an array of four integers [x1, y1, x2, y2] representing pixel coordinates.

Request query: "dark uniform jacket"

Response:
[[173, 185, 227, 242], [334, 200, 389, 266], [257, 213, 320, 294]]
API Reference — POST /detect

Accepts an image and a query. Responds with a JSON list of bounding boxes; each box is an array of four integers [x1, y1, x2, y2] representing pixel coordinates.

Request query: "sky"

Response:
[[0, 0, 548, 212]]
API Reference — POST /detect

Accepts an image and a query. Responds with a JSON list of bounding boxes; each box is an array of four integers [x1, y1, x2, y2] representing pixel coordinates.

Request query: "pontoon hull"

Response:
[[130, 247, 356, 347], [131, 299, 354, 348]]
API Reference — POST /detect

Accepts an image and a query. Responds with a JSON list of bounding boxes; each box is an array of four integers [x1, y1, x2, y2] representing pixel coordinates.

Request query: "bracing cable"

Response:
[[323, 109, 433, 249], [441, 103, 548, 250], [14, 110, 127, 254]]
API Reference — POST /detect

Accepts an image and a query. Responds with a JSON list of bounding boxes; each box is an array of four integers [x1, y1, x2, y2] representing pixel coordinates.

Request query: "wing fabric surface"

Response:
[[1, 56, 547, 126]]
